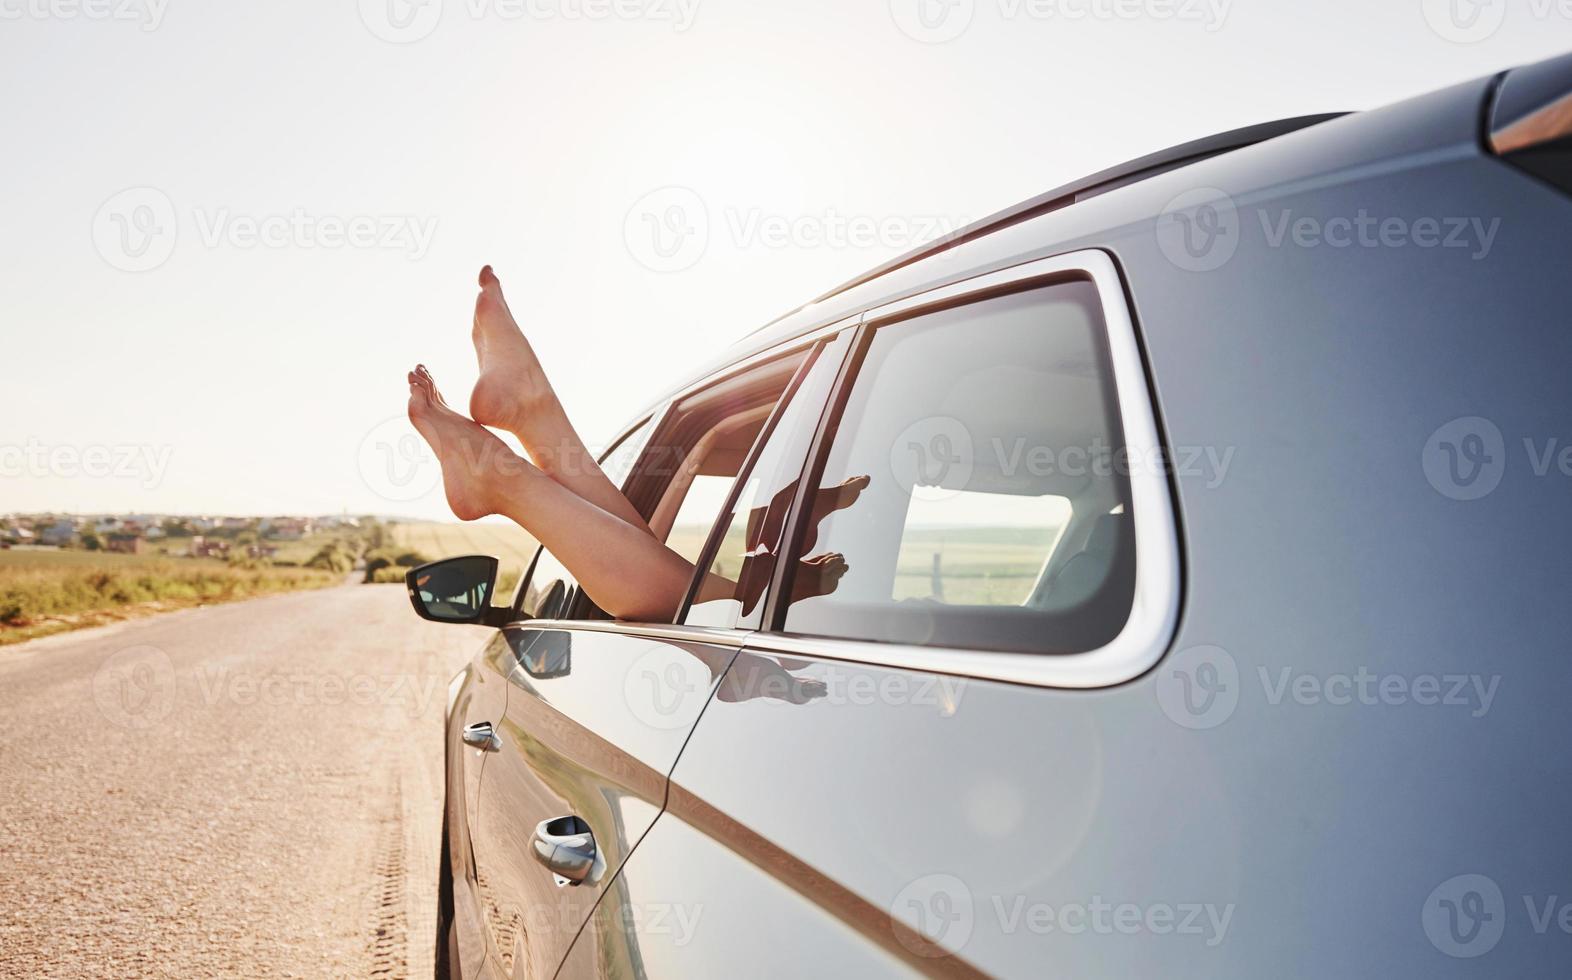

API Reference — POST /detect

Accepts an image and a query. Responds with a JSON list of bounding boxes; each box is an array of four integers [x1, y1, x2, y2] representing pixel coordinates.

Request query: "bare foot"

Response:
[[791, 551, 850, 603], [407, 364, 530, 521], [469, 266, 557, 442]]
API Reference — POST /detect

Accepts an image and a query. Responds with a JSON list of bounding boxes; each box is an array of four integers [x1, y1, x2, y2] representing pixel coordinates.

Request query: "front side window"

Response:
[[513, 416, 655, 621], [780, 281, 1135, 655]]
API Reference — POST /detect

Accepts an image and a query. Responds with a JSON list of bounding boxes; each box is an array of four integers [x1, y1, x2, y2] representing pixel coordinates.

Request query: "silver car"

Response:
[[409, 49, 1572, 978]]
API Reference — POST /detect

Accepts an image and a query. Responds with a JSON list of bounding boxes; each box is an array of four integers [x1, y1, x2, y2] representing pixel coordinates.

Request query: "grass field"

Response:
[[0, 549, 341, 646], [388, 521, 539, 596]]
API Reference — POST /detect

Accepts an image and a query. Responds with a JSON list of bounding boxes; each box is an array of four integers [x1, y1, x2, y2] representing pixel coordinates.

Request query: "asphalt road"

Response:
[[0, 583, 488, 979]]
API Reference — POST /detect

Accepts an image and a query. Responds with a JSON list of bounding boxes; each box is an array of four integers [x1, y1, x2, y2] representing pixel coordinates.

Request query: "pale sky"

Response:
[[2, 0, 1566, 520]]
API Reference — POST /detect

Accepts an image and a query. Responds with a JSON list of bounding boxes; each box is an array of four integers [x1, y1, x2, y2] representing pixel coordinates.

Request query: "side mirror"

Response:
[[406, 556, 514, 628]]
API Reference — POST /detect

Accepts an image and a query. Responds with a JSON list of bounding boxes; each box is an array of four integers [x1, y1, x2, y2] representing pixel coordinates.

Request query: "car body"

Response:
[[419, 51, 1572, 978]]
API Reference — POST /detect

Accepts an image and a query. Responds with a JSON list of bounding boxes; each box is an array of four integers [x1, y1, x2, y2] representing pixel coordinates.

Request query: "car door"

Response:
[[444, 628, 519, 980], [559, 252, 1184, 977], [469, 348, 825, 978]]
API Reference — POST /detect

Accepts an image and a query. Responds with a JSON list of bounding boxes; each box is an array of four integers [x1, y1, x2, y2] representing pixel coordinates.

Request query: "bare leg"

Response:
[[409, 366, 691, 621], [468, 266, 653, 535]]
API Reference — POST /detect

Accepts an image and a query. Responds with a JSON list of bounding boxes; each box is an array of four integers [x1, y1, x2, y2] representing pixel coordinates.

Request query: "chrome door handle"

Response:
[[460, 721, 498, 751], [530, 815, 596, 886]]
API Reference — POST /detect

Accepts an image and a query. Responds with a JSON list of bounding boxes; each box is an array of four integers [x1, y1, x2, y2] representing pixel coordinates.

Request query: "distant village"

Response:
[[0, 514, 367, 559]]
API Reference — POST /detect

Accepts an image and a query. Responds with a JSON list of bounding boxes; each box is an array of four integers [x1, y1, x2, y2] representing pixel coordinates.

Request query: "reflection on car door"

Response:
[[470, 621, 742, 977], [445, 630, 518, 979]]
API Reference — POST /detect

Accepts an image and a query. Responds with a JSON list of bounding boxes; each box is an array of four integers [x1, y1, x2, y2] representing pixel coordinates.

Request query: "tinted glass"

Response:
[[412, 556, 495, 622], [685, 335, 850, 629], [781, 282, 1135, 654]]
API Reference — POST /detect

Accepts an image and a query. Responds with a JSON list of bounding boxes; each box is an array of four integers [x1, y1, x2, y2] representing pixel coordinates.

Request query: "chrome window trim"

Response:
[[546, 251, 1178, 690], [506, 618, 756, 650], [773, 248, 1181, 690], [615, 313, 864, 431]]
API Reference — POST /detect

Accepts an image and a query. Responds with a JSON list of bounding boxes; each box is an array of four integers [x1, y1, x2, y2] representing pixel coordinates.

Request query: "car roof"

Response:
[[753, 112, 1347, 330]]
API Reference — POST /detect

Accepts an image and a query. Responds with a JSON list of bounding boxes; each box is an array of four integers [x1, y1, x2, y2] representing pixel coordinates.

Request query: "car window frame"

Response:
[[756, 248, 1181, 690], [675, 331, 857, 629]]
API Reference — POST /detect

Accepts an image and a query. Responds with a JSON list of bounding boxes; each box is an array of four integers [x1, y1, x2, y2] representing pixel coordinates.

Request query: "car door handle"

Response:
[[460, 721, 499, 751], [530, 815, 596, 886]]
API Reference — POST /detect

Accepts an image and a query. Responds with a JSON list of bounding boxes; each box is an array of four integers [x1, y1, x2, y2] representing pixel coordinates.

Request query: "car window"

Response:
[[685, 334, 850, 629], [513, 416, 656, 620], [640, 353, 806, 547], [780, 281, 1136, 655]]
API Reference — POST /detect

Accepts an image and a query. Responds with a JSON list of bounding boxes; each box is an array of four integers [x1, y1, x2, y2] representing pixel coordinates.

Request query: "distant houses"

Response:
[[261, 517, 311, 541], [187, 536, 230, 559], [105, 532, 146, 555], [40, 520, 78, 547], [1, 512, 377, 557]]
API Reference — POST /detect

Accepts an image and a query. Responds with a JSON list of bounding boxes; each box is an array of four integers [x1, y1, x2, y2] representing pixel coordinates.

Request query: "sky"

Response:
[[1, 0, 1567, 520]]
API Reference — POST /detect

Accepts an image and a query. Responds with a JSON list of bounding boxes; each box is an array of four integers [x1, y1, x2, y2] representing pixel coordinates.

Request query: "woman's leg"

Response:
[[408, 366, 691, 621], [466, 266, 654, 536]]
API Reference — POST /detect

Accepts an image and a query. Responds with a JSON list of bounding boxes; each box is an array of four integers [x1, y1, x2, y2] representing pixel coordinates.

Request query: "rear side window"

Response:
[[779, 281, 1135, 655]]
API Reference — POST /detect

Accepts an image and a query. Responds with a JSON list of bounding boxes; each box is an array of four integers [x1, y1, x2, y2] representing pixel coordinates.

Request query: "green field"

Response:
[[0, 549, 340, 646], [388, 521, 540, 596], [893, 526, 1059, 605]]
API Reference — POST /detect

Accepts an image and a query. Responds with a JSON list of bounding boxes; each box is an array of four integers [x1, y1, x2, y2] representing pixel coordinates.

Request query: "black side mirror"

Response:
[[406, 556, 514, 628]]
